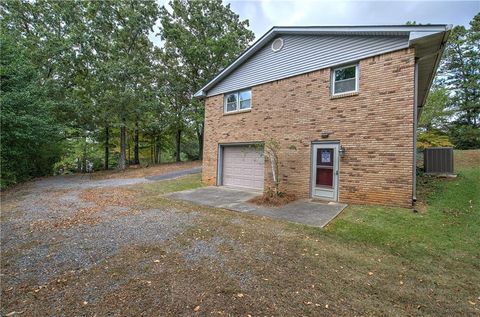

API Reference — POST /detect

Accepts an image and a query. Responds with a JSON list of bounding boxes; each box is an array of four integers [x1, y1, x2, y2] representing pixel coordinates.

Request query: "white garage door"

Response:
[[222, 145, 264, 190]]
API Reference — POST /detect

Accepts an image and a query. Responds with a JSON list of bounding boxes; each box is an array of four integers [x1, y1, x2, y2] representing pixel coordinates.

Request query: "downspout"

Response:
[[413, 61, 419, 204]]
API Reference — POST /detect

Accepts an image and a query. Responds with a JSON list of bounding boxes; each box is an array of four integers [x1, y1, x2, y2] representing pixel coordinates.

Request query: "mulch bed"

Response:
[[248, 192, 296, 207]]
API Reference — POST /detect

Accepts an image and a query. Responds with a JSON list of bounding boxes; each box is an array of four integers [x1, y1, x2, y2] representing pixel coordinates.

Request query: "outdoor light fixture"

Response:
[[321, 131, 331, 138], [339, 145, 346, 158]]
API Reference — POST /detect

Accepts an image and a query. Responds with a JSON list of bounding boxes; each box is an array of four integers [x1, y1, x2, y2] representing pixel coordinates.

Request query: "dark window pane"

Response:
[[226, 102, 237, 112], [335, 66, 356, 81], [316, 168, 333, 187], [226, 93, 237, 104], [334, 78, 356, 94], [225, 93, 238, 112]]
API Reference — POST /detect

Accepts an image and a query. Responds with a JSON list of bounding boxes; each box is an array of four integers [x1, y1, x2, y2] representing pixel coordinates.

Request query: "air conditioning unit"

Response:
[[424, 147, 454, 175]]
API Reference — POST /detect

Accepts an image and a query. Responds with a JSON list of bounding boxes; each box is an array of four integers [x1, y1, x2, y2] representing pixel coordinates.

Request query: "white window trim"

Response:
[[224, 89, 252, 113], [331, 64, 359, 96]]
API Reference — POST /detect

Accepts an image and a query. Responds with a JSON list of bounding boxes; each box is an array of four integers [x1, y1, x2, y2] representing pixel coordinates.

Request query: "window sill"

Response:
[[223, 108, 252, 116], [330, 91, 359, 99]]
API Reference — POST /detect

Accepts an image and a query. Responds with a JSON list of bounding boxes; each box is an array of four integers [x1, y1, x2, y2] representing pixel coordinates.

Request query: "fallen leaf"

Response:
[[193, 305, 200, 312]]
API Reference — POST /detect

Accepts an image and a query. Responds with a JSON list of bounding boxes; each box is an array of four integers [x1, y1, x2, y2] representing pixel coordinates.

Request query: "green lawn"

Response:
[[326, 150, 479, 263], [135, 149, 480, 316]]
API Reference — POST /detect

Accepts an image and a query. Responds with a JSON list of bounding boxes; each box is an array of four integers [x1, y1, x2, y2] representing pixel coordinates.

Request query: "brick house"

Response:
[[194, 25, 451, 207]]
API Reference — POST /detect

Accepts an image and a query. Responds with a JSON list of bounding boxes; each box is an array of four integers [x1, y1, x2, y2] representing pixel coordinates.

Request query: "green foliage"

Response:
[[437, 13, 480, 149], [159, 0, 255, 159], [0, 32, 63, 188], [419, 86, 451, 130], [448, 124, 480, 149], [0, 0, 256, 188], [417, 130, 453, 149]]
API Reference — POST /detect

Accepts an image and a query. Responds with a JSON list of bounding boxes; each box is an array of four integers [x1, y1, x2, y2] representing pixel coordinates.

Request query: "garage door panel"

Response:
[[222, 146, 264, 190]]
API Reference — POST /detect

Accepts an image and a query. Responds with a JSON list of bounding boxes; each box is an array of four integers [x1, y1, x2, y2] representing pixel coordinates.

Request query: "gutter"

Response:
[[413, 62, 419, 204], [412, 25, 451, 205]]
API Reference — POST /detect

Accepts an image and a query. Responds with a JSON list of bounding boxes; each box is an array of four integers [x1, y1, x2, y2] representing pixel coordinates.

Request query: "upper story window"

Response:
[[224, 89, 251, 113], [332, 64, 358, 95]]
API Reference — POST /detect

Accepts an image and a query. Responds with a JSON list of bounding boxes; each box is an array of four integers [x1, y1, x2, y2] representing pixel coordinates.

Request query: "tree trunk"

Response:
[[104, 125, 109, 170], [119, 120, 127, 170], [83, 135, 87, 173], [127, 134, 131, 164], [150, 136, 154, 164], [196, 124, 204, 160], [175, 129, 181, 162], [134, 121, 140, 165], [156, 138, 161, 164]]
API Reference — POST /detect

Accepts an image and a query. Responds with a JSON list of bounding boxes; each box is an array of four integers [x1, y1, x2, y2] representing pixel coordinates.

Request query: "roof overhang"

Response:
[[194, 24, 451, 99], [409, 26, 452, 113]]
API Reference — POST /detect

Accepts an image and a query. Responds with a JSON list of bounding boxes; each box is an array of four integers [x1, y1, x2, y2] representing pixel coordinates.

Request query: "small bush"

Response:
[[248, 187, 296, 207]]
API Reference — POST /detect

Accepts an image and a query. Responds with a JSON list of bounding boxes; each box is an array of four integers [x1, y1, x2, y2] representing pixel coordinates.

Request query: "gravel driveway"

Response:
[[0, 171, 205, 315]]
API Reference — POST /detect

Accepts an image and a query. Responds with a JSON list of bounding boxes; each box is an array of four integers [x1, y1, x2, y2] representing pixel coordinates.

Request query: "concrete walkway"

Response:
[[168, 186, 347, 228]]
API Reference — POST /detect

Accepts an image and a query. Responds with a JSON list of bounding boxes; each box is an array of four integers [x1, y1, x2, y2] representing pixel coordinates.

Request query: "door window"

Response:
[[316, 148, 334, 188]]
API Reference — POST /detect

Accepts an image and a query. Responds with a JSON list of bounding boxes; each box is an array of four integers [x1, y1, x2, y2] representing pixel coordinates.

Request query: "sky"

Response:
[[150, 0, 479, 46]]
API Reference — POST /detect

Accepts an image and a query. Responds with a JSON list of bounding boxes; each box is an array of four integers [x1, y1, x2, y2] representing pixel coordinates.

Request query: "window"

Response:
[[224, 89, 251, 113], [332, 64, 358, 95]]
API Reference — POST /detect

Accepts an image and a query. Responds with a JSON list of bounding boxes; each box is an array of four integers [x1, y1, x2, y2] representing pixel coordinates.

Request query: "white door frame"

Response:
[[311, 142, 340, 201]]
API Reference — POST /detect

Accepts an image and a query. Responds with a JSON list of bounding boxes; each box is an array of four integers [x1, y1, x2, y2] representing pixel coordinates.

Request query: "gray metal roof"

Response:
[[194, 24, 451, 111]]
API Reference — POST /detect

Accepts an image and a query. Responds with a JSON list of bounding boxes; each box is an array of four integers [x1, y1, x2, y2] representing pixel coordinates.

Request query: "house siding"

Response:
[[202, 48, 415, 207], [207, 34, 409, 97]]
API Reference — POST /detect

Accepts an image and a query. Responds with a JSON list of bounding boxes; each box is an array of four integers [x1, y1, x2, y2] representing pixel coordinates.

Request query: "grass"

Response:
[[2, 150, 478, 316], [326, 150, 479, 263], [128, 150, 479, 316]]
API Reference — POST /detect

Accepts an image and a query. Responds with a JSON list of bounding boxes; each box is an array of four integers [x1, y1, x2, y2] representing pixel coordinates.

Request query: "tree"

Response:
[[264, 139, 280, 195], [440, 13, 480, 148], [159, 0, 255, 160], [419, 86, 451, 131], [0, 32, 63, 187]]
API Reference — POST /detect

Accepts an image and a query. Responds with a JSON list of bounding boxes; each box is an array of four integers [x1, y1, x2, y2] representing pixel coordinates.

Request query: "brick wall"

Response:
[[202, 48, 415, 207]]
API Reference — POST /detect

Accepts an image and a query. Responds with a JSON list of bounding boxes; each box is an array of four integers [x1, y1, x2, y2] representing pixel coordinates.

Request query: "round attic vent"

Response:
[[271, 38, 284, 52]]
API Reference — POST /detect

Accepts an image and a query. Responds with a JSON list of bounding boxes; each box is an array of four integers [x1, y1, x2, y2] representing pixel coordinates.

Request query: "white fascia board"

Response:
[[409, 31, 442, 43]]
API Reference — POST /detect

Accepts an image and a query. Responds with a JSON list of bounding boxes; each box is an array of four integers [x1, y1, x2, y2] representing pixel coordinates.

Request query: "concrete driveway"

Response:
[[168, 186, 347, 228]]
